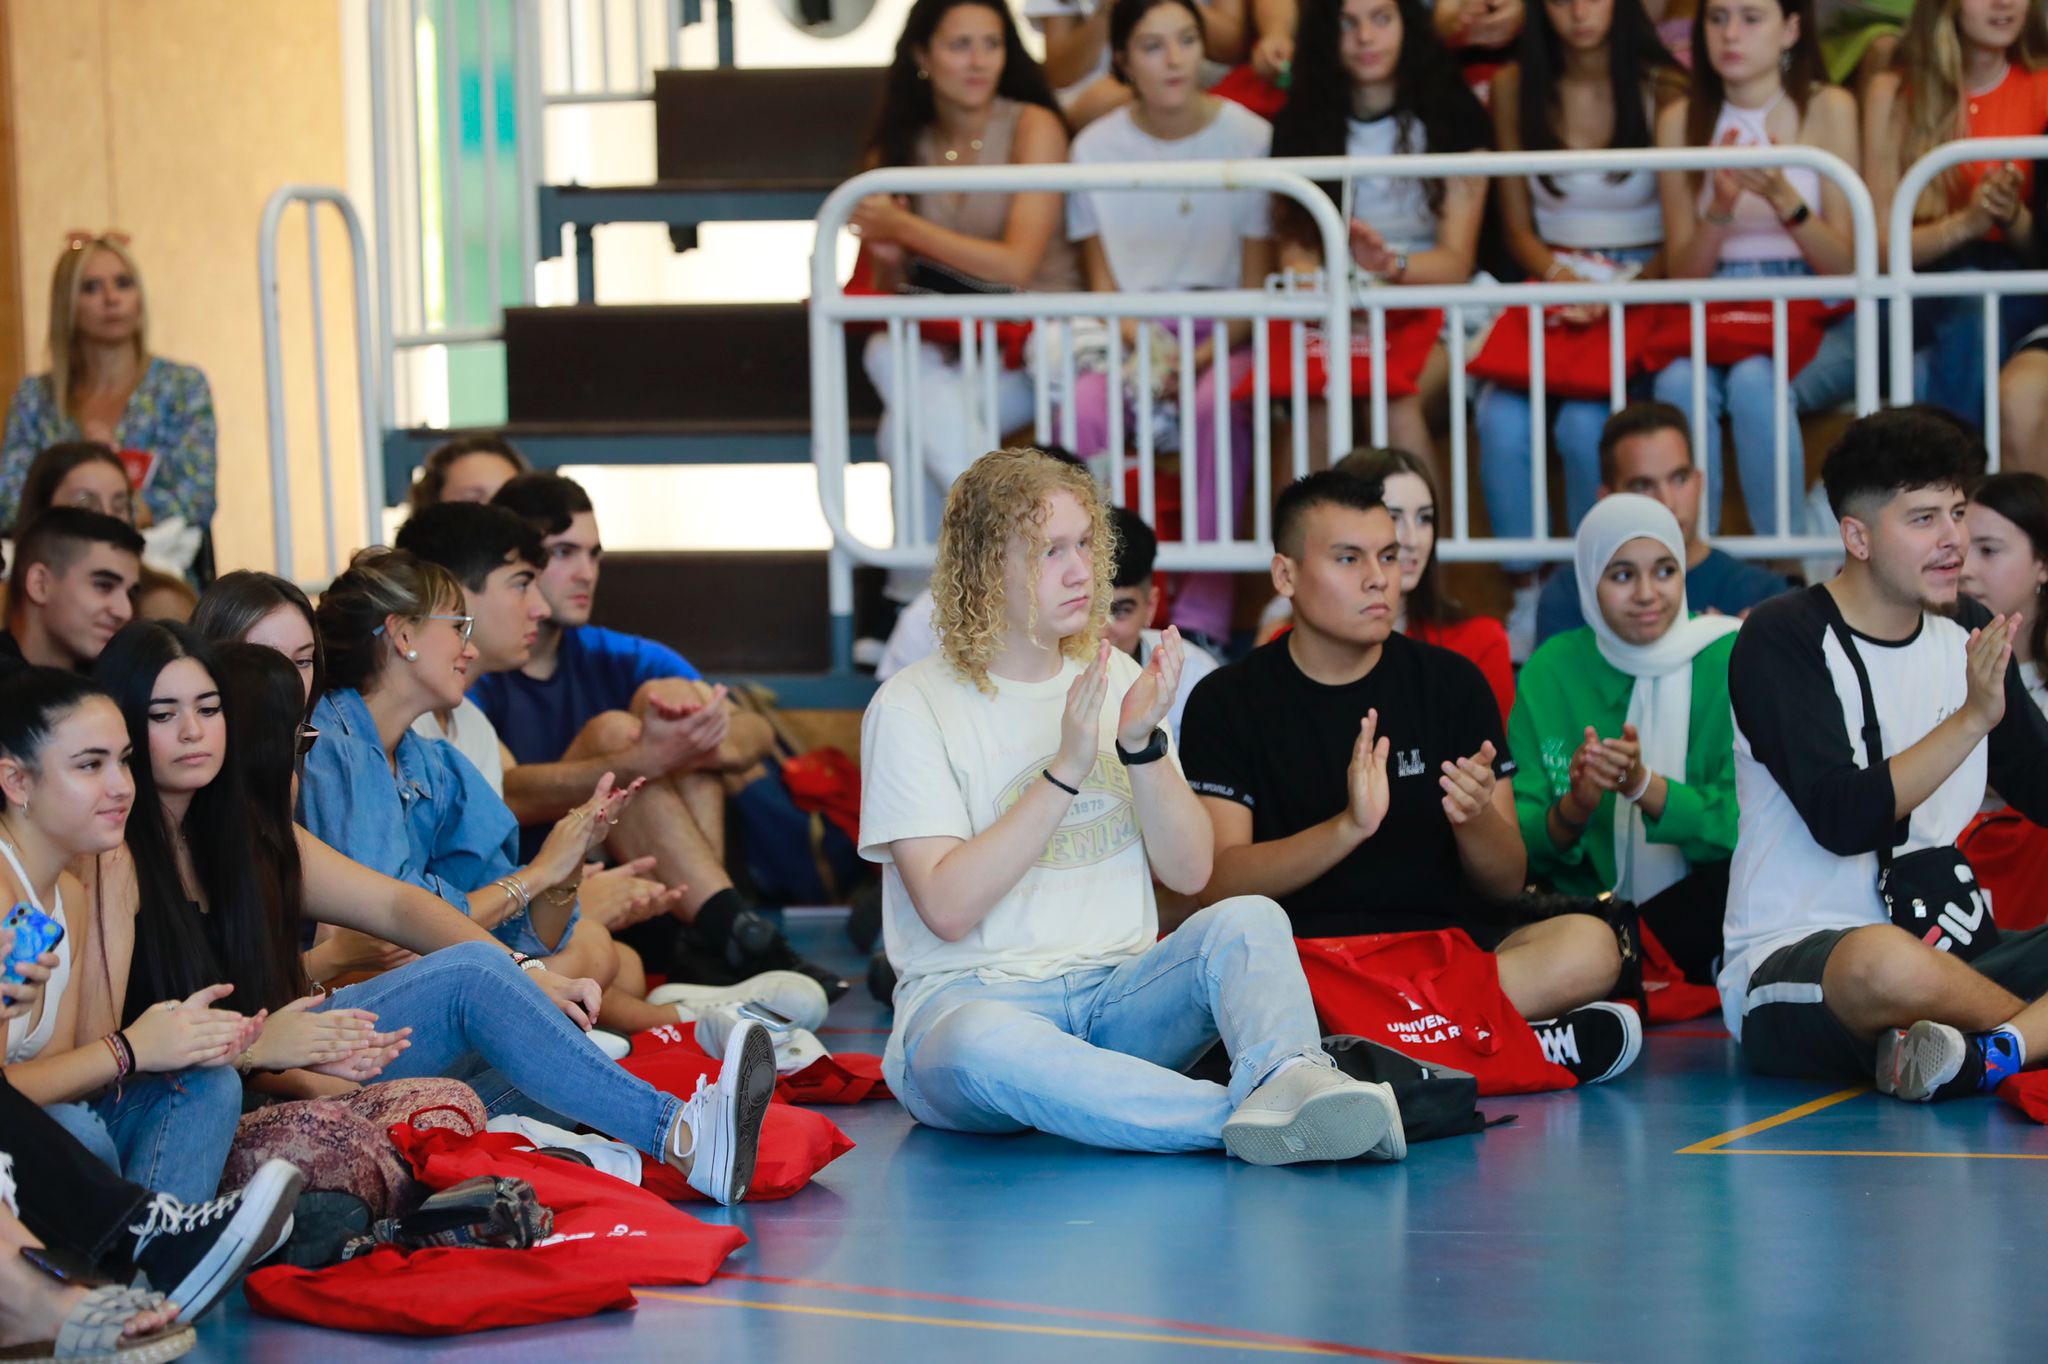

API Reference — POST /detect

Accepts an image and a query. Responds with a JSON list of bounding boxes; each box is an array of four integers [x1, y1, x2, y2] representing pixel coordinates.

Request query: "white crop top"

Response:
[[1, 836, 72, 1065]]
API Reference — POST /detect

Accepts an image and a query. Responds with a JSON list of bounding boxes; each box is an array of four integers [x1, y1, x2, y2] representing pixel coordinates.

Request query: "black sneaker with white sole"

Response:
[[130, 1159, 303, 1320], [1530, 1002, 1643, 1084], [671, 1017, 776, 1205]]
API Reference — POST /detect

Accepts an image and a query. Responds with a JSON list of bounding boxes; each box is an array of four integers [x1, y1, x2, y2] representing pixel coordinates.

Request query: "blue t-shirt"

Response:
[[469, 624, 700, 766], [1536, 546, 1792, 646]]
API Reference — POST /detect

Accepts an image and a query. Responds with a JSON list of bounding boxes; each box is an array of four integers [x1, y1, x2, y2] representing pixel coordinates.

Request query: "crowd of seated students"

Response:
[[854, 0, 2048, 658], [14, 0, 2048, 1350]]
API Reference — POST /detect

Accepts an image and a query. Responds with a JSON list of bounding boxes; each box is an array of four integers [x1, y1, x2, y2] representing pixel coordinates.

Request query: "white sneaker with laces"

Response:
[[668, 1018, 776, 1205], [646, 970, 830, 1030], [694, 1003, 829, 1075]]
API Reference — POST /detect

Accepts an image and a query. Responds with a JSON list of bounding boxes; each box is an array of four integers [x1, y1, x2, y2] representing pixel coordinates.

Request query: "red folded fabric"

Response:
[[1234, 310, 1441, 402]]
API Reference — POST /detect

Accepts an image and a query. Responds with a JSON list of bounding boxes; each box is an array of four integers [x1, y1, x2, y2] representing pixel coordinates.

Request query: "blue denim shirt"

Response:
[[295, 687, 577, 956]]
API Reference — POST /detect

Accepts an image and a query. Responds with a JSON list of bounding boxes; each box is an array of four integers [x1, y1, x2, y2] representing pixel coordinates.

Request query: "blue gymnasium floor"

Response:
[[198, 911, 2048, 1363]]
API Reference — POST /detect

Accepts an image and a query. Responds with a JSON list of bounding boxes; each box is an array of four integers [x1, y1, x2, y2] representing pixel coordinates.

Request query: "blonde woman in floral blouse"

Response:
[[0, 234, 216, 548]]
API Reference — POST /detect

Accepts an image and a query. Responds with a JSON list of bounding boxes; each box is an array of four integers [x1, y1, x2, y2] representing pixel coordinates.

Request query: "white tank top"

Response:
[[1, 836, 72, 1065], [1698, 93, 1821, 263], [1344, 114, 1439, 254], [1532, 167, 1663, 250]]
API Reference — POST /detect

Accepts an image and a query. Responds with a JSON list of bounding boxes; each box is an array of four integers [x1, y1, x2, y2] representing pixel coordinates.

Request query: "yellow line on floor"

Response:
[[637, 1290, 1584, 1363], [1705, 1147, 2048, 1161], [1675, 1086, 1869, 1154]]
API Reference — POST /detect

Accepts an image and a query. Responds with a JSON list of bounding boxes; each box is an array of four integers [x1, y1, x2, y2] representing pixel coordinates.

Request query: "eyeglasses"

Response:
[[371, 613, 475, 645], [65, 230, 131, 250], [295, 724, 321, 758]]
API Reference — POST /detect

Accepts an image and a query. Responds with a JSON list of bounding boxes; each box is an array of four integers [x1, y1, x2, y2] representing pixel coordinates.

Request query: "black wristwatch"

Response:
[[1779, 200, 1811, 229], [1116, 727, 1170, 766]]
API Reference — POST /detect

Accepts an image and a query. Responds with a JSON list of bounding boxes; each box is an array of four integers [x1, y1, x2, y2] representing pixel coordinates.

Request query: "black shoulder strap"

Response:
[[1816, 590, 1898, 871]]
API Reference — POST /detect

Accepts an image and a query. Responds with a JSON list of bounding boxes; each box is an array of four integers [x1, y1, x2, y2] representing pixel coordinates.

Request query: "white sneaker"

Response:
[[1221, 1062, 1405, 1165], [695, 1003, 828, 1075], [586, 1028, 631, 1062], [646, 970, 831, 1031], [669, 1018, 776, 1205]]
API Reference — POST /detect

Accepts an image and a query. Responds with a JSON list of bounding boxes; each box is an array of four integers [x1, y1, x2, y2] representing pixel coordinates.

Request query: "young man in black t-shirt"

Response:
[[1180, 471, 1641, 1084], [1725, 408, 2048, 1101]]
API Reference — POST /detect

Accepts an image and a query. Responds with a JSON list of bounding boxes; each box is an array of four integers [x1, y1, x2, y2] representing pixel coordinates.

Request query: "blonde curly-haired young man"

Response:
[[859, 447, 1404, 1163]]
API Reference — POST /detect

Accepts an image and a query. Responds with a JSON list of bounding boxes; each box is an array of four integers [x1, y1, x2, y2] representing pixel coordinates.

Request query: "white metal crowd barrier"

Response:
[[808, 147, 1882, 652], [257, 187, 382, 582], [1888, 134, 2048, 467]]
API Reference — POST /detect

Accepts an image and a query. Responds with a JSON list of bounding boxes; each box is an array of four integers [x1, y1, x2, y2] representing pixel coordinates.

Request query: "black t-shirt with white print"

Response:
[[1720, 585, 2048, 1035], [1178, 631, 1515, 937]]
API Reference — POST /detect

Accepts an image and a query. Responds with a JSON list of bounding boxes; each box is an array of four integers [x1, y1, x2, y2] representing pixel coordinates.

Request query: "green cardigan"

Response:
[[1508, 624, 1739, 899]]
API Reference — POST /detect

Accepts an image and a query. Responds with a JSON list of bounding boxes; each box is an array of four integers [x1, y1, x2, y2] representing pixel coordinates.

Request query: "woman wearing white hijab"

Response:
[[1507, 494, 1742, 984]]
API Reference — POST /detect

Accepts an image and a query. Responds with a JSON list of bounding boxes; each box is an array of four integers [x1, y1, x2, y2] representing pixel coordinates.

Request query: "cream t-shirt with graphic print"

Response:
[[859, 647, 1167, 1068]]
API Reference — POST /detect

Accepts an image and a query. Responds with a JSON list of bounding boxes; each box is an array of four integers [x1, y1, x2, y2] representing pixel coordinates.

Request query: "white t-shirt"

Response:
[[1721, 590, 2002, 1038], [1024, 0, 1114, 102], [1067, 102, 1274, 294], [859, 649, 1168, 1074], [873, 589, 1218, 741], [410, 698, 506, 797], [1345, 114, 1439, 253]]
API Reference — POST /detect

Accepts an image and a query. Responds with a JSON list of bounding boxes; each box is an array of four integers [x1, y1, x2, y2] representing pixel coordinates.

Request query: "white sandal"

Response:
[[0, 1284, 196, 1363]]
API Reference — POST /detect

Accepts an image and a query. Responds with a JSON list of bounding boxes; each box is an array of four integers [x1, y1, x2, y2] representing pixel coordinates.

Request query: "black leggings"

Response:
[[0, 1071, 148, 1267], [1637, 861, 1730, 987]]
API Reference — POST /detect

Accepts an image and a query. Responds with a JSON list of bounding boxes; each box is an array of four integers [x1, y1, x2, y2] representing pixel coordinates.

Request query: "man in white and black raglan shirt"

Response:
[[1725, 408, 2048, 1102], [1180, 471, 1644, 1086]]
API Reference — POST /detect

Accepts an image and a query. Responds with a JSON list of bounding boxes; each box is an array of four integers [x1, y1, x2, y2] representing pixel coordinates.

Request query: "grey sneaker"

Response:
[[669, 1017, 776, 1204], [1222, 1063, 1404, 1165], [1876, 1020, 1969, 1101]]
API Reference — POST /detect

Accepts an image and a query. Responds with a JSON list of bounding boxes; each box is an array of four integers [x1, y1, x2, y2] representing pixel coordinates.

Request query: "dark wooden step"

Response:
[[654, 67, 882, 185], [503, 302, 882, 425]]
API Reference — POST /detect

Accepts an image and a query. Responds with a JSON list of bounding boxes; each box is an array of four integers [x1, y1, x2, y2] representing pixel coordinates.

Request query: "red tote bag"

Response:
[[1234, 310, 1442, 402], [1295, 929, 1577, 1095], [243, 1122, 748, 1336], [839, 246, 1033, 367], [1637, 300, 1851, 376], [1959, 810, 2048, 933], [1466, 304, 1659, 399]]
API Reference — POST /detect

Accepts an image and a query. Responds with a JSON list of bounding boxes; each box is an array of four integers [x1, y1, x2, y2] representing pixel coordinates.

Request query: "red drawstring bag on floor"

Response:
[[243, 1122, 747, 1336], [620, 1049, 857, 1201], [1295, 929, 1578, 1095], [1233, 310, 1442, 402], [627, 1024, 893, 1105], [1999, 1071, 2048, 1124], [1959, 810, 2048, 933], [1636, 300, 1851, 376], [1640, 923, 1722, 1026], [1466, 304, 1660, 400]]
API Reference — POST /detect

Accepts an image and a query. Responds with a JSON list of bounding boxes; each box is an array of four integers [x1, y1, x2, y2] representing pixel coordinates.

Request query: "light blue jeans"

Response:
[[1650, 257, 1856, 536], [324, 941, 681, 1157], [1913, 242, 2048, 430], [890, 898, 1332, 1153], [43, 1066, 244, 1204]]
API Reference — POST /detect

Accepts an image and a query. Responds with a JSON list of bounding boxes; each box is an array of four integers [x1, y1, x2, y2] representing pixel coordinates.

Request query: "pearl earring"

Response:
[[404, 649, 419, 662], [917, 67, 930, 80]]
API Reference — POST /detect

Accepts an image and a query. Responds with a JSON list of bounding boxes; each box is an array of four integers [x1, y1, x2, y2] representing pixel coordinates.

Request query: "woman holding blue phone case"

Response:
[[0, 669, 258, 1205]]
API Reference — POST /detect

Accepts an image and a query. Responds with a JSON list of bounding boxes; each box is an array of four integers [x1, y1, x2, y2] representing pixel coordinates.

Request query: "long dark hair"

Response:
[[863, 0, 1062, 169], [1271, 0, 1492, 244], [96, 621, 306, 1021], [1971, 472, 2048, 667], [218, 643, 312, 989], [1685, 0, 1824, 151], [15, 442, 129, 536], [1337, 446, 1468, 627], [0, 667, 112, 811], [192, 571, 327, 706], [1516, 0, 1680, 194]]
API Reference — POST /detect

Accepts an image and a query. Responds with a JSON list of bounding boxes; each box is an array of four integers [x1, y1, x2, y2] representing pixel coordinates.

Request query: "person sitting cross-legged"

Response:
[[862, 447, 1405, 1164], [1181, 471, 1643, 1085], [1724, 407, 2048, 1101]]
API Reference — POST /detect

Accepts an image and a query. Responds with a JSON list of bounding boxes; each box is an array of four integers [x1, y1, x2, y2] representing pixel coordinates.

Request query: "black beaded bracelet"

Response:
[[1042, 768, 1080, 796]]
